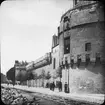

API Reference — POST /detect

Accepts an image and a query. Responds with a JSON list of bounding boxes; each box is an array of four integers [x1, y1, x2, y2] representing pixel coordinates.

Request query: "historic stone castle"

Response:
[[15, 0, 105, 94]]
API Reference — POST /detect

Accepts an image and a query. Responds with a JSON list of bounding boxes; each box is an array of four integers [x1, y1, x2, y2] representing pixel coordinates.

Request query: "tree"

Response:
[[6, 67, 15, 85], [33, 73, 38, 87], [27, 72, 34, 80], [41, 70, 46, 87], [45, 71, 51, 80], [41, 70, 46, 79], [33, 73, 38, 79]]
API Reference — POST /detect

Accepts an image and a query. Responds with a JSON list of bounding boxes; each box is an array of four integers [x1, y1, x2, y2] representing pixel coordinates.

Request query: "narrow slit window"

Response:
[[53, 58, 56, 69], [64, 37, 70, 54]]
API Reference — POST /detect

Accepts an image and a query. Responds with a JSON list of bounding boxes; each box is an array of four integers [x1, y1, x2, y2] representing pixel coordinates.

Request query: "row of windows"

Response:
[[62, 54, 101, 69], [53, 53, 100, 69], [64, 37, 92, 54], [71, 53, 101, 68], [53, 38, 96, 69]]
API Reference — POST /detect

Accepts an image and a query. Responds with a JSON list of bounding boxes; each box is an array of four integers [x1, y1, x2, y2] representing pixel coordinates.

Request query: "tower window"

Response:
[[64, 37, 70, 54], [53, 58, 56, 69], [85, 43, 91, 51], [75, 0, 77, 5], [64, 16, 69, 22]]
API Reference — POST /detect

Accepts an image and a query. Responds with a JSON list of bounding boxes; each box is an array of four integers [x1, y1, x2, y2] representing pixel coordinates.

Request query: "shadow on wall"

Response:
[[88, 60, 105, 74], [73, 61, 105, 75]]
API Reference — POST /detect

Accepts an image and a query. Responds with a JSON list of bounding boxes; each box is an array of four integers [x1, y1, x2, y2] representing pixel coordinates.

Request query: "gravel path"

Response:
[[1, 84, 104, 105]]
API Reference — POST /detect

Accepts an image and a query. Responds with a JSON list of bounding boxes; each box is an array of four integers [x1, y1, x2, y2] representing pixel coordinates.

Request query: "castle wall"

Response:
[[30, 64, 52, 87], [59, 2, 105, 94]]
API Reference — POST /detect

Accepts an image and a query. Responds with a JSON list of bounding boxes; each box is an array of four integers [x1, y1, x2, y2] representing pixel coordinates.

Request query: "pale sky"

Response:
[[0, 0, 73, 75]]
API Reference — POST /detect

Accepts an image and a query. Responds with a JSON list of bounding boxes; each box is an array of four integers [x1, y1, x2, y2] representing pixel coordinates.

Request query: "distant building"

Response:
[[14, 60, 28, 85]]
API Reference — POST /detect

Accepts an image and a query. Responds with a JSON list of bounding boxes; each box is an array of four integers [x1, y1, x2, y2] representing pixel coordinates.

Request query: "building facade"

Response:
[[58, 0, 105, 93], [51, 35, 60, 84]]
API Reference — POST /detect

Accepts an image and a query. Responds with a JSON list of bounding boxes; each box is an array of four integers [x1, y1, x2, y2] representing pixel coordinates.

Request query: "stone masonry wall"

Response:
[[59, 2, 105, 94]]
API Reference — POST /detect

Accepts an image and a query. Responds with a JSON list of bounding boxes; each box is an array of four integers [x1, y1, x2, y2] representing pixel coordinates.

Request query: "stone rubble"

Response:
[[1, 86, 39, 105]]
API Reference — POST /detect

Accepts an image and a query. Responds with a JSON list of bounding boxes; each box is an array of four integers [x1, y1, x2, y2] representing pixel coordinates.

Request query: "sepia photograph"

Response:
[[1, 0, 105, 105]]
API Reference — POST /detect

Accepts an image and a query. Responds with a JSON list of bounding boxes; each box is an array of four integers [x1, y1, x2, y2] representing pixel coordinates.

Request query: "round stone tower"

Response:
[[58, 1, 105, 94]]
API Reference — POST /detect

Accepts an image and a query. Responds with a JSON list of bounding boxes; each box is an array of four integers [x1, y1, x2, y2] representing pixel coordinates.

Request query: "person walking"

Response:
[[59, 81, 62, 92], [46, 83, 48, 88], [50, 82, 52, 90], [52, 82, 55, 91], [64, 82, 69, 93]]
